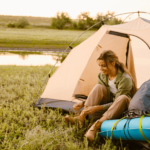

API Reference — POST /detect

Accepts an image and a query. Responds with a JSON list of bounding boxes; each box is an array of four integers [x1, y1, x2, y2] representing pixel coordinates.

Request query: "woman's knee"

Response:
[[85, 84, 107, 106], [115, 95, 130, 105], [104, 95, 130, 119], [93, 84, 107, 92]]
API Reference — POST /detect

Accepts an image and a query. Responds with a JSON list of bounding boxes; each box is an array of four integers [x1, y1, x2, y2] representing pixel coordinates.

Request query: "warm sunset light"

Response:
[[0, 0, 150, 19], [1, 1, 150, 149]]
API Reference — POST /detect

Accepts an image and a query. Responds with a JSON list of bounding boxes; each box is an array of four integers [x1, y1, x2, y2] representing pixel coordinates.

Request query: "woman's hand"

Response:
[[73, 101, 84, 111]]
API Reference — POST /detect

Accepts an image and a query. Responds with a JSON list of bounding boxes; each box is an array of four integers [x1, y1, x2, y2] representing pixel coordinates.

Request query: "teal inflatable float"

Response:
[[99, 116, 150, 143]]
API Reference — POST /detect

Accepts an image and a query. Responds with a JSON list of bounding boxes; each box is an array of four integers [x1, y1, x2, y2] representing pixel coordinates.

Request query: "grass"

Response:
[[0, 15, 96, 50], [0, 15, 52, 27], [0, 27, 96, 50], [0, 65, 132, 150], [0, 51, 43, 55]]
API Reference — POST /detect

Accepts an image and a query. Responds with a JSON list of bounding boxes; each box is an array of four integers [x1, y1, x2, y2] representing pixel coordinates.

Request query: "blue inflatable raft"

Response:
[[99, 116, 150, 142]]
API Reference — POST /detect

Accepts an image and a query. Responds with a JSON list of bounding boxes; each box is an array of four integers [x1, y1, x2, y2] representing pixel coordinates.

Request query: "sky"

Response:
[[0, 0, 150, 20]]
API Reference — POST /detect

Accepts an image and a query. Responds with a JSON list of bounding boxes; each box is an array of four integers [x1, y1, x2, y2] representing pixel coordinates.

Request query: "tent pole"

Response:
[[138, 11, 140, 17], [32, 11, 150, 105], [122, 12, 135, 22]]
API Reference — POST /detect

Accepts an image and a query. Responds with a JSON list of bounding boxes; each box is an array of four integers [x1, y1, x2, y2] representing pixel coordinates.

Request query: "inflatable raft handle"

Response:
[[139, 115, 150, 143]]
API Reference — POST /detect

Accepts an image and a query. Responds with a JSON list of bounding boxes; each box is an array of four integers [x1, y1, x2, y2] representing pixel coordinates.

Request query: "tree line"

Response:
[[7, 11, 123, 30], [51, 11, 123, 30]]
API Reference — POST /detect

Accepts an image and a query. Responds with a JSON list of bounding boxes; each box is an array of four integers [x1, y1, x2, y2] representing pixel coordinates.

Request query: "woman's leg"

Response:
[[103, 95, 130, 119], [73, 84, 108, 111], [84, 115, 108, 142], [85, 95, 130, 142], [65, 84, 108, 125], [85, 84, 108, 106]]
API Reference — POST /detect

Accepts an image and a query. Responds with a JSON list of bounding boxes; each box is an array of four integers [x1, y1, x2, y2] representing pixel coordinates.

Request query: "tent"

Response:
[[34, 17, 150, 112]]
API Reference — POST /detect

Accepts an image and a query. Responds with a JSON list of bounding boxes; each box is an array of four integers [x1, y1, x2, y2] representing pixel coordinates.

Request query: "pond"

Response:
[[0, 49, 150, 88], [0, 51, 62, 66]]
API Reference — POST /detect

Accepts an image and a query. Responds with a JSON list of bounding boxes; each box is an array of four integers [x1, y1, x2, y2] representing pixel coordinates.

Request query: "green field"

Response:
[[0, 15, 52, 27], [0, 15, 96, 50], [0, 27, 96, 50], [0, 15, 139, 150], [0, 65, 132, 150]]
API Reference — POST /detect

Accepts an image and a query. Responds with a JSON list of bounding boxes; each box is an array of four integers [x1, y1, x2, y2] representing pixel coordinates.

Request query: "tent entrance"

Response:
[[108, 31, 129, 38], [35, 30, 135, 111], [109, 31, 150, 49], [108, 31, 130, 67]]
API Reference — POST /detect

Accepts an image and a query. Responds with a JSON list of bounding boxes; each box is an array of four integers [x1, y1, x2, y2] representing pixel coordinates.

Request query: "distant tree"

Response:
[[16, 17, 29, 28], [72, 21, 78, 29], [77, 12, 94, 30], [107, 17, 123, 25], [104, 11, 123, 25], [93, 13, 105, 29], [105, 11, 115, 17], [51, 12, 72, 29], [7, 22, 16, 28], [94, 11, 123, 29]]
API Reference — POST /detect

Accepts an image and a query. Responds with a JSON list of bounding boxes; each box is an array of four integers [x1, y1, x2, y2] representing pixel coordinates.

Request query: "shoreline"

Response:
[[0, 47, 71, 52]]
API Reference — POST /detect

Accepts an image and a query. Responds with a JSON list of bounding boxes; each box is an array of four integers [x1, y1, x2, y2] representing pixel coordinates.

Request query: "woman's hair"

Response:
[[97, 50, 137, 95]]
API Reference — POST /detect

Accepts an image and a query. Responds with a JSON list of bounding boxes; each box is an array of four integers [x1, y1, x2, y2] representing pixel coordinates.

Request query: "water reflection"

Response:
[[18, 55, 29, 60], [0, 52, 61, 66], [0, 48, 150, 88]]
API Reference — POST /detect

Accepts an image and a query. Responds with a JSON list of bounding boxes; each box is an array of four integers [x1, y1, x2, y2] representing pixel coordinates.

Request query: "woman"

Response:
[[64, 50, 137, 142]]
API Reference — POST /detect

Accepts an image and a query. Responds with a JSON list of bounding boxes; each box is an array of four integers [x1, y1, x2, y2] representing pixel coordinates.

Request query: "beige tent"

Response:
[[35, 17, 150, 112]]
